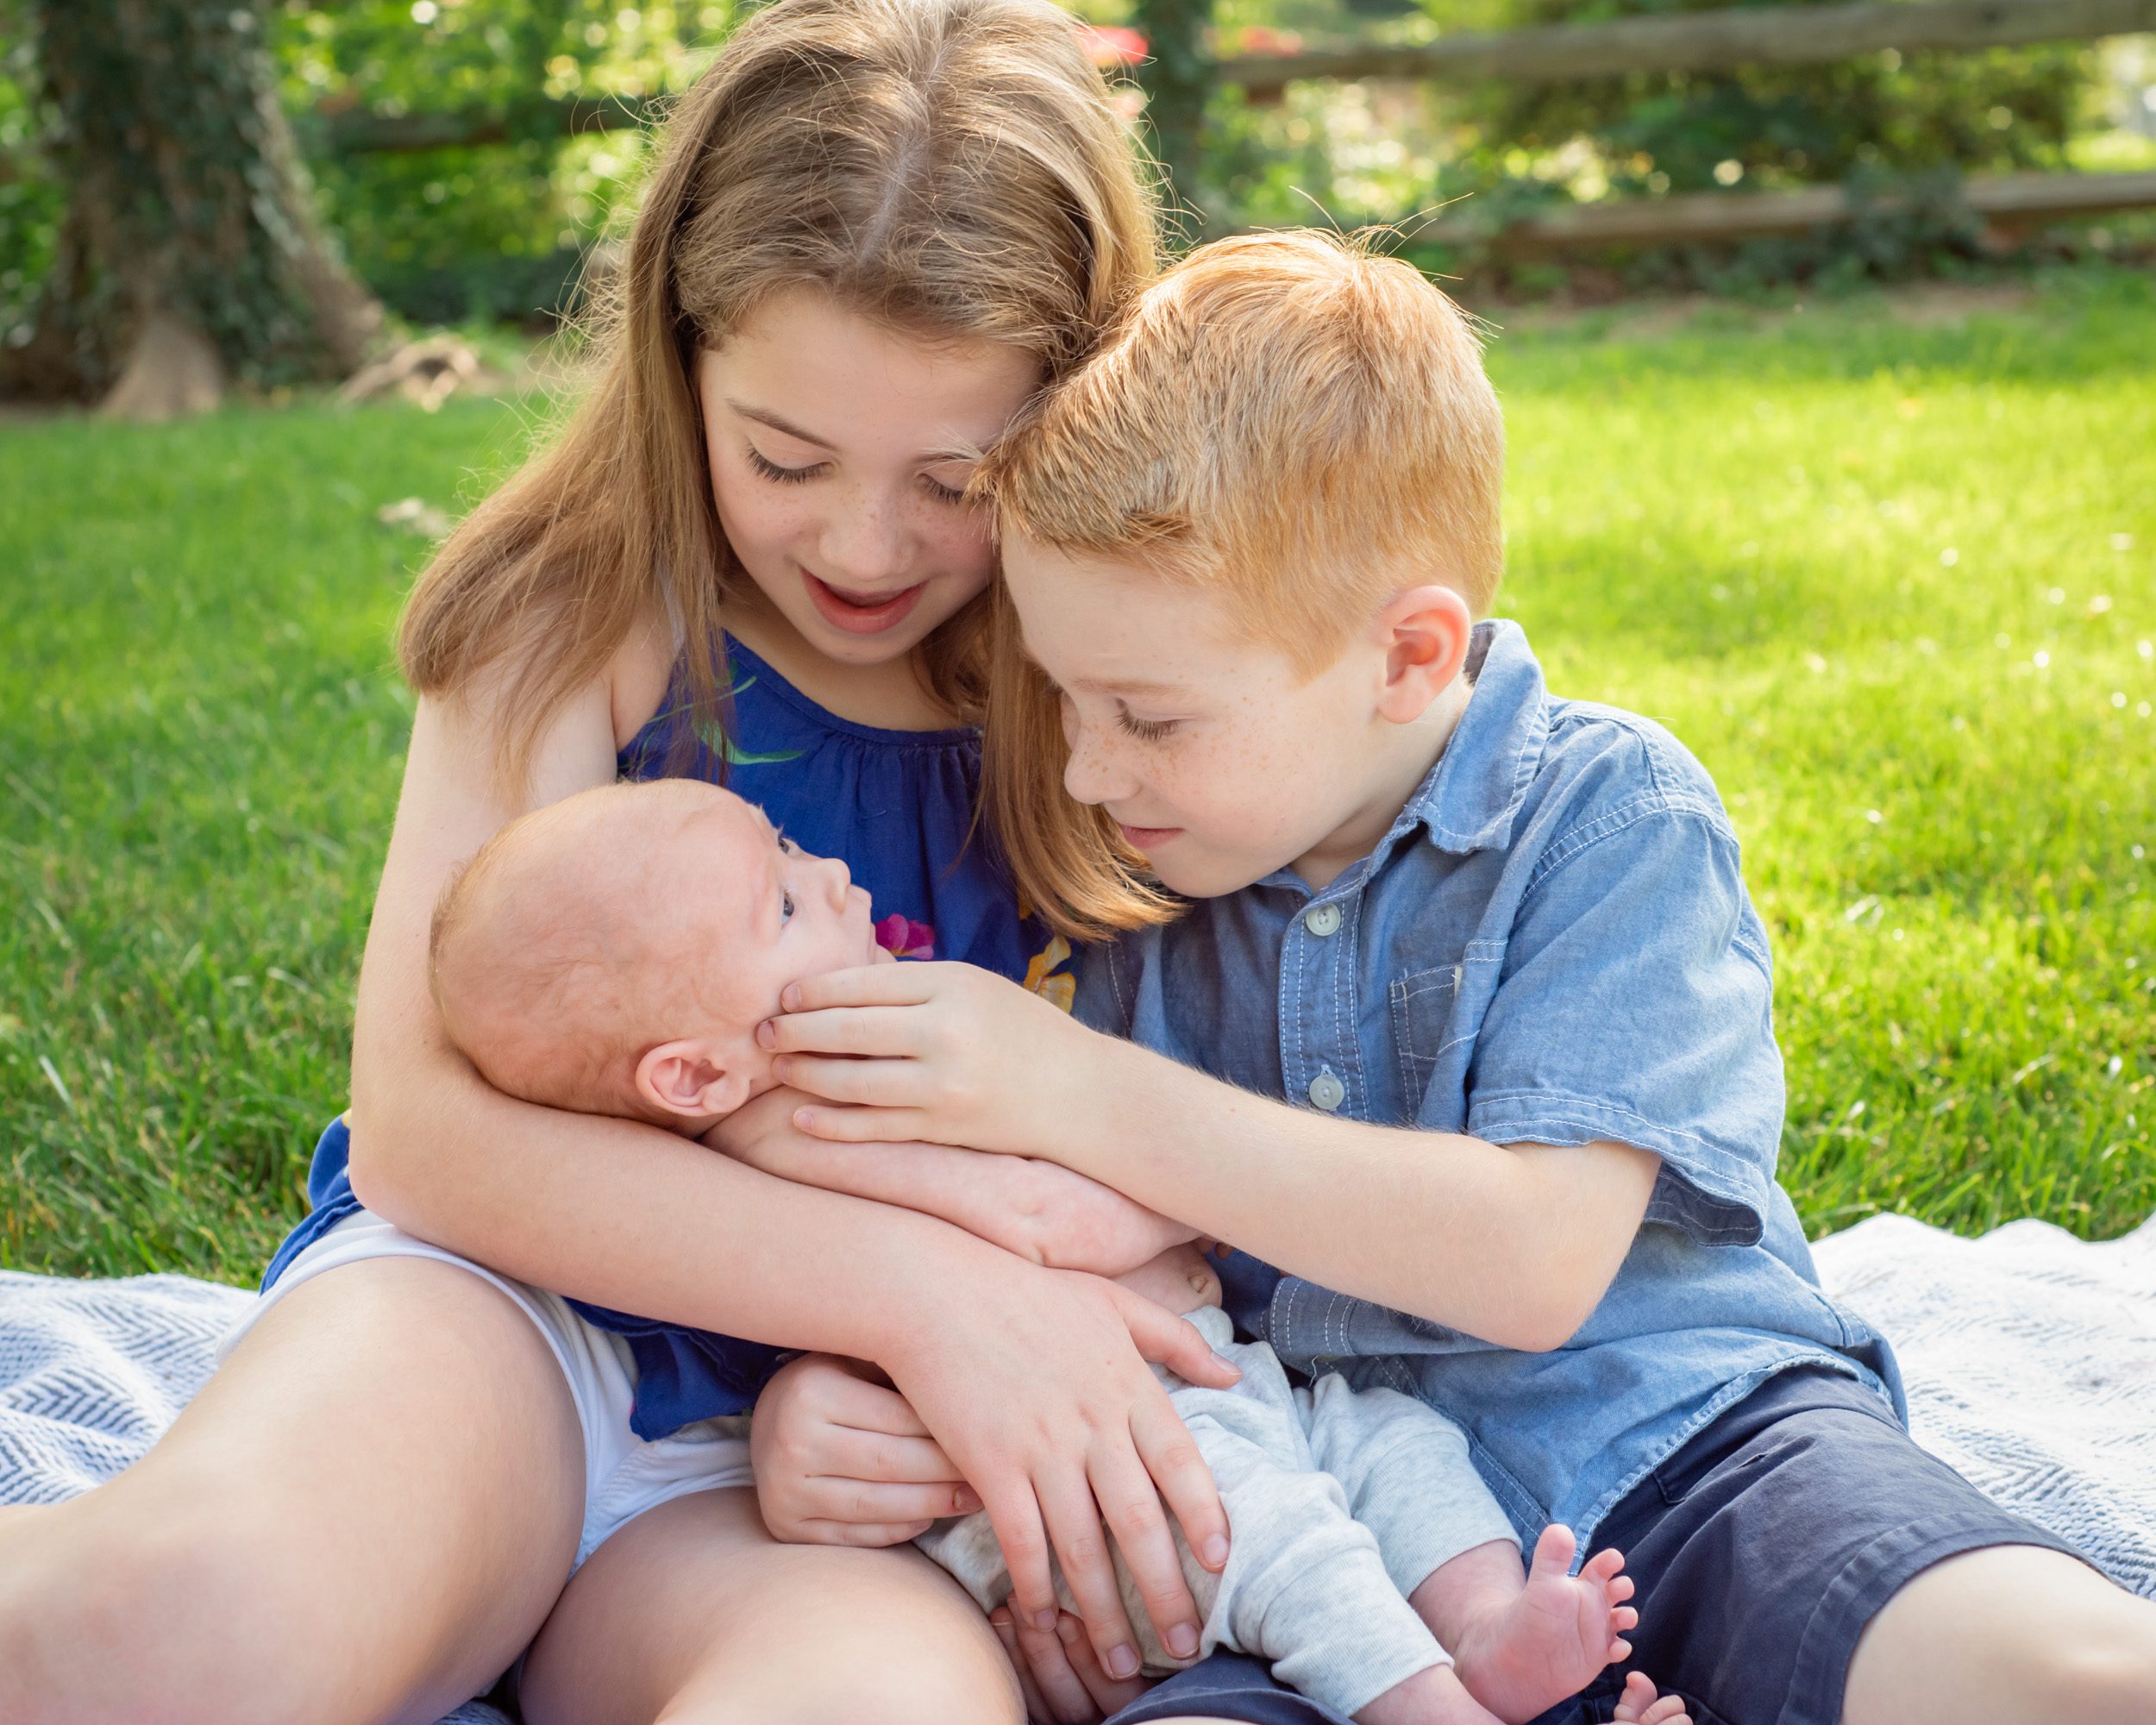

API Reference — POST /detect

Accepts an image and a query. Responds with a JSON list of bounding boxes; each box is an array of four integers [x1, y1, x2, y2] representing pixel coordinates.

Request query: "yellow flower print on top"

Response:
[[1024, 934, 1076, 1013]]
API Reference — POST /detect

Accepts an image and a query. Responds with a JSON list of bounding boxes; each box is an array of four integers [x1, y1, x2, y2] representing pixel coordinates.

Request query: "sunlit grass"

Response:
[[2, 268, 2152, 1280]]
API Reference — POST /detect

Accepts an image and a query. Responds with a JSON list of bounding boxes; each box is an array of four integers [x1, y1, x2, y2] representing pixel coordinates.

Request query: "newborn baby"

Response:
[[430, 778, 1683, 1725]]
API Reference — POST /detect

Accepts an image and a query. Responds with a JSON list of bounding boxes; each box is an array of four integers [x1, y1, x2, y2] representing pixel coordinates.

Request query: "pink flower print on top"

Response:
[[874, 913, 937, 960]]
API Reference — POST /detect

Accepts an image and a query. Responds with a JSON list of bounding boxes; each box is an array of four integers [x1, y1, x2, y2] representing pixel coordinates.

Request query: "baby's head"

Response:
[[429, 779, 880, 1129], [975, 229, 1505, 929]]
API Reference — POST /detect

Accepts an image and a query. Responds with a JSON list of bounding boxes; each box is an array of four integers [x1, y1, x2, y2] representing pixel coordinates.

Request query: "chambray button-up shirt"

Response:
[[1077, 620, 1903, 1547]]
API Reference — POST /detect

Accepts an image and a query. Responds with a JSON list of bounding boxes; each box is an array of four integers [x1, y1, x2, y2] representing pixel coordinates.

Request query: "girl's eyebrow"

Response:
[[727, 398, 978, 467], [727, 400, 834, 449]]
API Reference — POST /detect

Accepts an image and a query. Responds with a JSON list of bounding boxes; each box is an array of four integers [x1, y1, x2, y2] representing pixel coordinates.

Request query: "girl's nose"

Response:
[[817, 488, 910, 588]]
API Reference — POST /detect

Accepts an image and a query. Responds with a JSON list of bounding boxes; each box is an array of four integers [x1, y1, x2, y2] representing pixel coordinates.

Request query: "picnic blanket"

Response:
[[3, 1208, 2152, 1719]]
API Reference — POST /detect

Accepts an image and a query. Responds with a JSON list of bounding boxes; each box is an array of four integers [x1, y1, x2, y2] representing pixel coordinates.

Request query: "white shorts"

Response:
[[218, 1208, 756, 1571]]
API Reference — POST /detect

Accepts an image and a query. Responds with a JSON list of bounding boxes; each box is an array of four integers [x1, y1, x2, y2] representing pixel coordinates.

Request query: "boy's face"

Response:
[[1002, 536, 1451, 897]]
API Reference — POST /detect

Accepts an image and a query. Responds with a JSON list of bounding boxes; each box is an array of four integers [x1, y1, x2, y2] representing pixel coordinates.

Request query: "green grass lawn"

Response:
[[3, 270, 2153, 1283]]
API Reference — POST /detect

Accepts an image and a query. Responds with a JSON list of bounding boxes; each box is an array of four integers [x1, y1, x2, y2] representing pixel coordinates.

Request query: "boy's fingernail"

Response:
[[755, 1020, 775, 1049], [1166, 1622, 1200, 1659], [1106, 1645, 1140, 1679], [1202, 1535, 1230, 1568]]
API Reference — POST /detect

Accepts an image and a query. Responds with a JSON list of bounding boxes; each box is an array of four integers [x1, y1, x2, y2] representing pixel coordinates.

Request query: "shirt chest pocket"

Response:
[[1389, 962, 1467, 1101]]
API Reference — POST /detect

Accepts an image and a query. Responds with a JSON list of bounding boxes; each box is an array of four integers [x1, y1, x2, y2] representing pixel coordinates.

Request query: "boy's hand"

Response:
[[711, 1088, 1194, 1276], [761, 961, 1106, 1157], [749, 1352, 981, 1546]]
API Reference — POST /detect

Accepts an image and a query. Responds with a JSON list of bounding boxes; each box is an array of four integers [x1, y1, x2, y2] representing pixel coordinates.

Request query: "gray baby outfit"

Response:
[[917, 1306, 1519, 1717]]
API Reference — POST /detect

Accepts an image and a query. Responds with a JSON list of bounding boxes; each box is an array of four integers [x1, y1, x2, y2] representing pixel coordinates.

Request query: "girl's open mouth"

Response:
[[803, 570, 926, 636]]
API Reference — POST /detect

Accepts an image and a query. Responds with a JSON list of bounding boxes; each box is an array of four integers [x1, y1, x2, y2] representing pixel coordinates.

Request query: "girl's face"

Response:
[[698, 288, 1043, 671]]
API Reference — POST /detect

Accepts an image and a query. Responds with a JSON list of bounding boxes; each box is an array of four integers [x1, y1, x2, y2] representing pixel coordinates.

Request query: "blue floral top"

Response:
[[265, 636, 1071, 1439]]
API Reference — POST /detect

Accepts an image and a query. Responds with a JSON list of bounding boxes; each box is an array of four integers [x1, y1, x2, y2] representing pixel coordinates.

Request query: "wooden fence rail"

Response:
[[1420, 167, 2156, 254], [1219, 0, 2156, 94]]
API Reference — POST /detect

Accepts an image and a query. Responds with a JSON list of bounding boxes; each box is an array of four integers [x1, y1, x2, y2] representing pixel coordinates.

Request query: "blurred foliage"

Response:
[[273, 0, 729, 323], [1457, 0, 2084, 198]]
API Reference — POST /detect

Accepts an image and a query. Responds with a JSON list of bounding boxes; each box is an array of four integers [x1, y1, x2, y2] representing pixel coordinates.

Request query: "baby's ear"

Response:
[[635, 1040, 753, 1120]]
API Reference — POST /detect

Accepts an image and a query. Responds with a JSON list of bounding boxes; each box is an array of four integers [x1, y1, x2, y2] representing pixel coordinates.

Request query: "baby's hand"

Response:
[[1112, 1243, 1223, 1316]]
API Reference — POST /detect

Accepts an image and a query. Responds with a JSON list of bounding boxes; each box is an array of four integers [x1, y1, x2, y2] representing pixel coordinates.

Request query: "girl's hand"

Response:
[[711, 1088, 1194, 1276], [991, 1606, 1152, 1725], [761, 961, 1103, 1154], [883, 1256, 1237, 1684], [749, 1352, 981, 1546]]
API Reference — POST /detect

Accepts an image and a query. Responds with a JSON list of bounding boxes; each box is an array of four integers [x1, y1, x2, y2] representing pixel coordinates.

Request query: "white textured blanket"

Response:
[[1813, 1209, 2156, 1599], [2, 1209, 2151, 1719]]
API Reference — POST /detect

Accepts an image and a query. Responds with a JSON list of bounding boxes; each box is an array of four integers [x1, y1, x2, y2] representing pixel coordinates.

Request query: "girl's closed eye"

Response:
[[1117, 709, 1180, 743], [747, 446, 822, 486]]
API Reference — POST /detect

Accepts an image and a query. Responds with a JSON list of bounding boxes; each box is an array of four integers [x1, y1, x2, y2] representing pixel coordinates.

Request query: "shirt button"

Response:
[[1307, 1070, 1345, 1112], [1303, 904, 1342, 937]]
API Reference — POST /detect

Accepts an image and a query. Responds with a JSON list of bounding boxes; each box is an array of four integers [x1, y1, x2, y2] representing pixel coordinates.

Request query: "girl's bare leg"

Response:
[[0, 1258, 586, 1725], [520, 1487, 1025, 1725], [1842, 1546, 2156, 1725]]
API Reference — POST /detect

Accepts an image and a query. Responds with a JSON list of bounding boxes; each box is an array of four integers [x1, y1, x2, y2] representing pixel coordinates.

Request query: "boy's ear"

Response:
[[1374, 584, 1474, 724], [634, 1040, 753, 1120]]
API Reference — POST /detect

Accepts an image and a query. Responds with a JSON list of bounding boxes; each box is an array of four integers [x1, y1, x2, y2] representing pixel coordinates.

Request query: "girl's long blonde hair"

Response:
[[398, 0, 1158, 790]]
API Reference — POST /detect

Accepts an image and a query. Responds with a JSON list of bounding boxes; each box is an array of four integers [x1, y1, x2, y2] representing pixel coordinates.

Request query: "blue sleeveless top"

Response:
[[264, 636, 1072, 1440]]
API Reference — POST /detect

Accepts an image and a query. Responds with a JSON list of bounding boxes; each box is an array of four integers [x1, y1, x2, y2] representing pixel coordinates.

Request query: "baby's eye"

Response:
[[781, 890, 795, 922]]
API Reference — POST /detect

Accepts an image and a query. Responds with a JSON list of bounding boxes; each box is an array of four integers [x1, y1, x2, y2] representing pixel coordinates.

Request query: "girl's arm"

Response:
[[342, 668, 1233, 1677], [766, 963, 1661, 1352]]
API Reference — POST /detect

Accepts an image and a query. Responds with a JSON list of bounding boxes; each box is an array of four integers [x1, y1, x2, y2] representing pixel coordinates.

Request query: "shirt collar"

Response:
[[1393, 618, 1551, 858]]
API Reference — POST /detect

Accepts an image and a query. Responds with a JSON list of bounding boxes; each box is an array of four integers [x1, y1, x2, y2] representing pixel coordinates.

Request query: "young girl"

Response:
[[0, 4, 1254, 1720]]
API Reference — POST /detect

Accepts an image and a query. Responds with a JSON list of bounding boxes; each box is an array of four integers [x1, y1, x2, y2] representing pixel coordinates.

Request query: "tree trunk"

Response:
[[2, 0, 380, 417]]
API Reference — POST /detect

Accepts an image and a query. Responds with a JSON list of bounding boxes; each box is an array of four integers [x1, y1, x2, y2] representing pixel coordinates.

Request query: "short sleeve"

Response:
[[1457, 802, 1783, 1246]]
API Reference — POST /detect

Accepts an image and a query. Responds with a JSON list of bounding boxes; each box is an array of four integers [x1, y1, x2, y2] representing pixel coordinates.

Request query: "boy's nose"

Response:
[[1063, 731, 1136, 807]]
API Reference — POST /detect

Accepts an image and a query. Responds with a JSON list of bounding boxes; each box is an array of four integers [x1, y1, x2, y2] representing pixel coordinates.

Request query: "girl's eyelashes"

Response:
[[1116, 709, 1180, 743], [747, 446, 820, 485], [747, 442, 968, 504]]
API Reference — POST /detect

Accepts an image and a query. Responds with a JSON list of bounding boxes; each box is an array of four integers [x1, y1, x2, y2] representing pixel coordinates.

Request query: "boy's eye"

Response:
[[747, 446, 821, 485], [1117, 710, 1180, 743]]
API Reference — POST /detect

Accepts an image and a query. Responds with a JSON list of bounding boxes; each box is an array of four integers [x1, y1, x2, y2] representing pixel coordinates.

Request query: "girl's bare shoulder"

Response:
[[607, 603, 680, 750]]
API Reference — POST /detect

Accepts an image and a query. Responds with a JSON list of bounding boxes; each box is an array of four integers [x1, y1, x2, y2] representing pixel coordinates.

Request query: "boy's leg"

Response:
[[0, 1257, 586, 1725], [1841, 1544, 2156, 1725], [517, 1485, 1025, 1725], [1548, 1366, 2149, 1725]]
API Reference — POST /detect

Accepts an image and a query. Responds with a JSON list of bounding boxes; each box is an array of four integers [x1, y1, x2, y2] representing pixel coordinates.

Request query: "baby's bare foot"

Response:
[[1449, 1526, 1637, 1725], [1354, 1661, 1504, 1725], [1612, 1670, 1691, 1724]]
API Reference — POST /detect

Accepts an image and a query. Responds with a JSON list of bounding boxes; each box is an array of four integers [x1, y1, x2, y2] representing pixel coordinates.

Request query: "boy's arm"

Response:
[[1063, 1051, 1658, 1352], [772, 801, 1774, 1350]]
